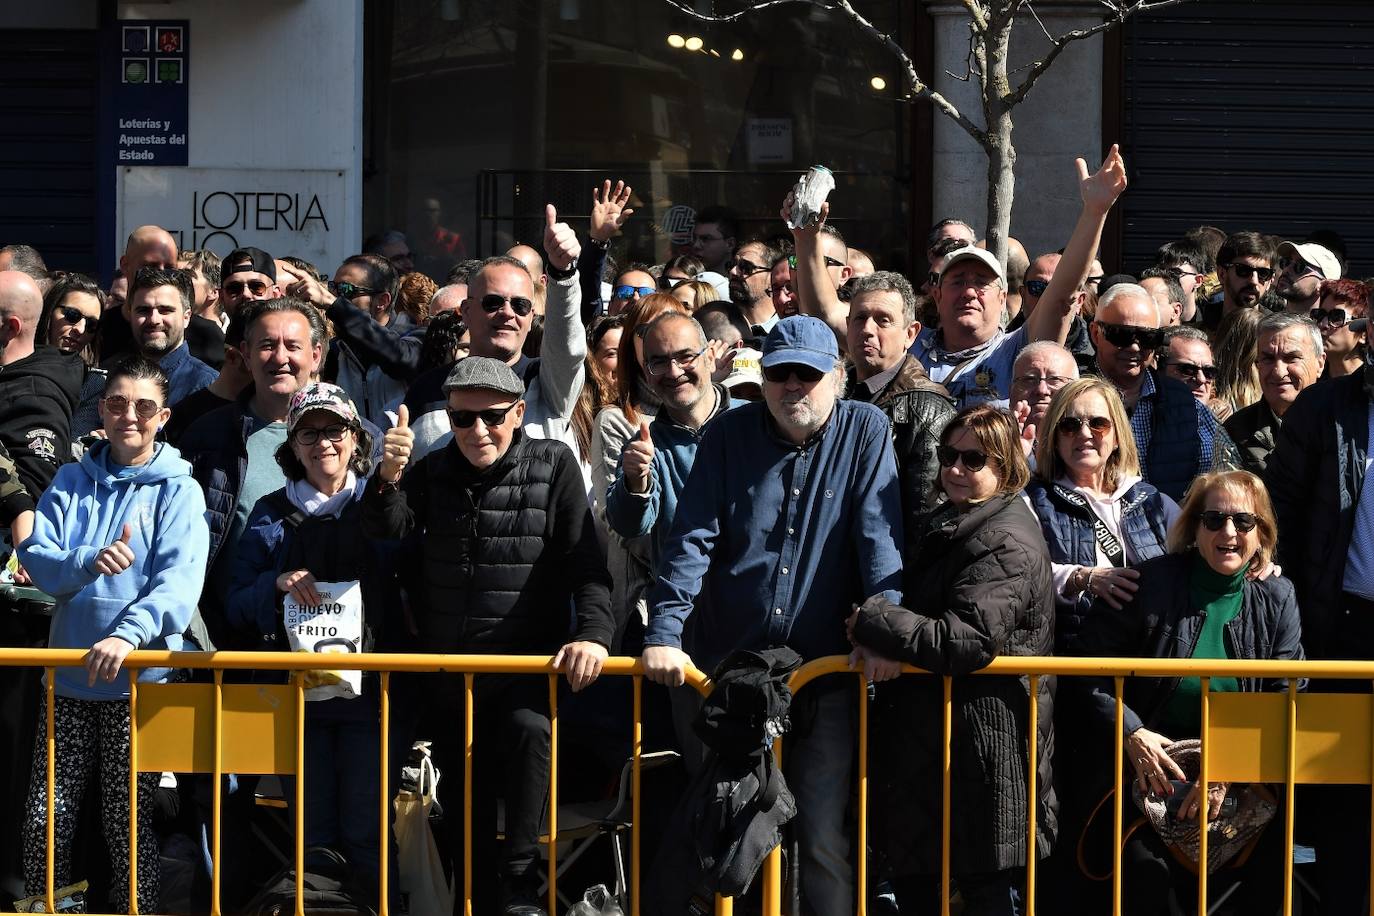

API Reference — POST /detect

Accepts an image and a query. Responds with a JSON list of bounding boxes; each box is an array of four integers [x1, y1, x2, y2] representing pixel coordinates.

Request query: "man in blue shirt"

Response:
[[643, 314, 904, 916]]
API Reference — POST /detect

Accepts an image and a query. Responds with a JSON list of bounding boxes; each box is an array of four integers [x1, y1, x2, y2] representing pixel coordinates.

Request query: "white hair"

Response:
[[1013, 341, 1080, 378], [1098, 282, 1162, 325]]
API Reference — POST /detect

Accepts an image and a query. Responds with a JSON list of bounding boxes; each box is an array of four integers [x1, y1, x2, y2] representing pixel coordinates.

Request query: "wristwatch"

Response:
[[547, 257, 579, 281]]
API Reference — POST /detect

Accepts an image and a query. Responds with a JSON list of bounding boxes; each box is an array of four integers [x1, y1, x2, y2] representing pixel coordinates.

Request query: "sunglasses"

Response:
[[767, 284, 794, 298], [761, 363, 826, 384], [1056, 415, 1113, 436], [101, 395, 161, 419], [936, 445, 989, 472], [1222, 263, 1275, 283], [1095, 321, 1164, 350], [479, 294, 534, 317], [784, 254, 845, 270], [1311, 306, 1351, 327], [328, 280, 380, 299], [613, 285, 655, 301], [447, 402, 520, 429], [1023, 279, 1049, 297], [645, 346, 709, 377], [728, 259, 768, 277], [1169, 360, 1219, 381], [56, 306, 98, 331], [658, 276, 687, 290], [225, 279, 270, 297], [1199, 510, 1258, 533], [1278, 256, 1320, 278], [291, 423, 352, 446], [1168, 267, 1201, 280]]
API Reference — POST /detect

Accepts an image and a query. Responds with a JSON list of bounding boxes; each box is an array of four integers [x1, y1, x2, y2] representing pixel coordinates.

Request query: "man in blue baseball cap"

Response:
[[643, 314, 905, 914]]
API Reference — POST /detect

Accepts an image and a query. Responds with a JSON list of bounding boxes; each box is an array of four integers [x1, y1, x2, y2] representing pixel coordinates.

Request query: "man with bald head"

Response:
[[0, 271, 83, 494], [507, 243, 548, 316], [1010, 341, 1079, 432], [101, 225, 179, 362], [1090, 283, 1237, 499]]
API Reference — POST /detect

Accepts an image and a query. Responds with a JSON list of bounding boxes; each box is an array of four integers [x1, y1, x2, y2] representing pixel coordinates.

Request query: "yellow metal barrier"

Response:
[[9, 648, 1374, 915]]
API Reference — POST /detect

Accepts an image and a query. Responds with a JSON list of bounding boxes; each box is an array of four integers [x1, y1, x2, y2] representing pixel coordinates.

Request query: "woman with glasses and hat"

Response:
[[227, 381, 401, 904], [1072, 469, 1302, 915], [848, 404, 1055, 915], [17, 356, 208, 914]]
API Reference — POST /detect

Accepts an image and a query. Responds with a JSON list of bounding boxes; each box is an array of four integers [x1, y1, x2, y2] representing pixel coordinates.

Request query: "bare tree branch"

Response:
[[959, 0, 990, 32], [658, 0, 823, 24], [1007, 0, 1197, 105]]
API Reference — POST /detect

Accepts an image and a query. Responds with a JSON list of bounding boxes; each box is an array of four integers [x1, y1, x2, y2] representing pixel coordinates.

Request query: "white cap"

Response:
[[939, 246, 1006, 286], [1278, 241, 1341, 281]]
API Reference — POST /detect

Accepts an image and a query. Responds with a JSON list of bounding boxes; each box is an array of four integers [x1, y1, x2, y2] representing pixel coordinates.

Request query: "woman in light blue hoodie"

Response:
[[17, 356, 209, 915]]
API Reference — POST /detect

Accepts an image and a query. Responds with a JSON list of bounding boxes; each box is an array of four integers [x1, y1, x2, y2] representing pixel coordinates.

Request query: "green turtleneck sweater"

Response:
[[1159, 553, 1246, 736]]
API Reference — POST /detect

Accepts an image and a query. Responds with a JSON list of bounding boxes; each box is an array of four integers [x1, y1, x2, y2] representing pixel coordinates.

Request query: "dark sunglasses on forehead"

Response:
[[328, 280, 380, 299], [1095, 321, 1164, 351], [224, 278, 270, 297], [1056, 415, 1113, 436], [761, 363, 827, 384], [479, 293, 534, 317], [101, 395, 161, 419], [1221, 262, 1275, 283], [936, 445, 989, 472], [56, 306, 99, 331], [1200, 510, 1258, 533], [447, 402, 520, 429], [1311, 306, 1351, 327]]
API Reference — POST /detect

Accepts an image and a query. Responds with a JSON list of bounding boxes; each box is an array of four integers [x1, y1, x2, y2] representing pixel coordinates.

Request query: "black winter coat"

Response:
[[852, 492, 1057, 876], [1264, 369, 1367, 659], [361, 431, 616, 654], [1071, 551, 1305, 739], [0, 346, 83, 496]]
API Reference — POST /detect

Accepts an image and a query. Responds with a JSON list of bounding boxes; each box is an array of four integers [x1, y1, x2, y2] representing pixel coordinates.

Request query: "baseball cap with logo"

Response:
[[287, 382, 358, 433]]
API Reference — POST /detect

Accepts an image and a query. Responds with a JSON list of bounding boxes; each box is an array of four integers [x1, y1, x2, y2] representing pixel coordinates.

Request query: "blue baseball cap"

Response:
[[760, 315, 839, 374]]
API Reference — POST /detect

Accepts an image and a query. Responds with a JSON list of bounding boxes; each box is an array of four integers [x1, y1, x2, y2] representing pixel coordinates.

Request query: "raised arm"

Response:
[[536, 204, 587, 421], [783, 193, 847, 350]]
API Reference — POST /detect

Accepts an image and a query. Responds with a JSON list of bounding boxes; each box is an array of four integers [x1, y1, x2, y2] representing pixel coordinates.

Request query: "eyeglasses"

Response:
[[1168, 267, 1202, 281], [101, 395, 161, 419], [727, 259, 768, 277], [1095, 321, 1164, 350], [1023, 279, 1049, 297], [1013, 373, 1071, 390], [1199, 510, 1259, 533], [1085, 275, 1105, 288], [479, 294, 534, 317], [1278, 256, 1320, 278], [1311, 306, 1351, 327], [1168, 360, 1219, 381], [56, 306, 98, 331], [1055, 415, 1113, 436], [767, 284, 794, 298], [291, 424, 351, 446], [936, 445, 989, 472], [785, 254, 840, 270], [1221, 263, 1275, 283], [613, 285, 655, 301], [224, 279, 270, 297], [447, 402, 520, 429], [645, 346, 709, 377], [328, 280, 381, 299], [761, 363, 826, 384]]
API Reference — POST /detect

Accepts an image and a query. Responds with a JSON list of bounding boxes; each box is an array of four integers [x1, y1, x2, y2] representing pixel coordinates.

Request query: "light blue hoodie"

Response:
[[19, 441, 210, 700]]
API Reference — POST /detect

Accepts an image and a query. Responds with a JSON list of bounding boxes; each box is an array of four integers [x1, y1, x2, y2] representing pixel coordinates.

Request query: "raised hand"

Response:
[[780, 190, 829, 240], [93, 524, 135, 577], [280, 262, 335, 308], [544, 204, 581, 272], [589, 180, 634, 243], [1077, 143, 1127, 215], [379, 404, 414, 484], [622, 420, 655, 494]]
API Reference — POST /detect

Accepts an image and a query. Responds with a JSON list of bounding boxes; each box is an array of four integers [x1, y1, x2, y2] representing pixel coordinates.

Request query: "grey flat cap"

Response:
[[442, 356, 525, 397]]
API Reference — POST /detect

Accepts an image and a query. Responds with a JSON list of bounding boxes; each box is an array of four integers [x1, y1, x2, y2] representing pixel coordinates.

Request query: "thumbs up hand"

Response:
[[93, 523, 136, 576], [621, 420, 655, 495], [379, 404, 414, 484], [543, 203, 581, 273]]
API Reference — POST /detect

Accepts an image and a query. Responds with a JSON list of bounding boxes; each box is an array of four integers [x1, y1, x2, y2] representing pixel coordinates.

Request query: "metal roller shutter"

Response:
[[1121, 0, 1374, 274]]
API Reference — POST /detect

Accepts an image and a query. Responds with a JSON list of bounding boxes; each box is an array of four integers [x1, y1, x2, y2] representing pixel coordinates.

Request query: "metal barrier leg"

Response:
[[379, 671, 391, 916], [1112, 676, 1123, 916], [212, 670, 224, 916], [632, 676, 642, 915], [464, 672, 474, 916], [44, 668, 54, 915], [941, 676, 952, 916], [857, 676, 868, 916], [1284, 679, 1296, 916], [1025, 674, 1038, 916], [548, 674, 559, 916], [1197, 678, 1209, 915], [296, 673, 306, 916], [128, 674, 140, 914], [761, 735, 783, 916]]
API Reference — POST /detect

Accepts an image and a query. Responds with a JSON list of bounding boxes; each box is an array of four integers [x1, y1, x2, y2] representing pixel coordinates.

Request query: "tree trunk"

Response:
[[984, 111, 1015, 276]]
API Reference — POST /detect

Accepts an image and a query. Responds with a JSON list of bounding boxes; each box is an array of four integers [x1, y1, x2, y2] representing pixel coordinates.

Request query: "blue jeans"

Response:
[[785, 682, 857, 916]]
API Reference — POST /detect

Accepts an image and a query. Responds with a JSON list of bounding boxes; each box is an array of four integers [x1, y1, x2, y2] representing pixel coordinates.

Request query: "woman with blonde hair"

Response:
[[669, 279, 719, 312], [1211, 307, 1264, 418]]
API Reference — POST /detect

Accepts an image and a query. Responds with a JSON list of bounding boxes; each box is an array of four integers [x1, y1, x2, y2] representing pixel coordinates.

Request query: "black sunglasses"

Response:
[[1056, 415, 1113, 436], [447, 402, 520, 429], [479, 294, 534, 317], [225, 279, 270, 297], [1199, 510, 1258, 533], [727, 258, 768, 277], [1169, 360, 1219, 381], [1023, 278, 1049, 297], [1221, 262, 1275, 283], [291, 424, 352, 446], [101, 395, 161, 419], [1096, 321, 1164, 351], [936, 445, 989, 472], [1278, 256, 1319, 278], [1311, 306, 1351, 327], [787, 253, 844, 269], [328, 280, 380, 299], [56, 306, 98, 331], [762, 363, 826, 384]]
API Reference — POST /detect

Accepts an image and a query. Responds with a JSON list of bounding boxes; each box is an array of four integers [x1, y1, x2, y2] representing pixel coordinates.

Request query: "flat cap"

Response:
[[442, 356, 525, 397]]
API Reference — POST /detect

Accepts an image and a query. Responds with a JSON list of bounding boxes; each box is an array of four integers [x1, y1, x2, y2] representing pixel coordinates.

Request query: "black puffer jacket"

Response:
[[0, 346, 84, 496], [361, 430, 615, 654], [852, 492, 1056, 876], [1071, 551, 1305, 738]]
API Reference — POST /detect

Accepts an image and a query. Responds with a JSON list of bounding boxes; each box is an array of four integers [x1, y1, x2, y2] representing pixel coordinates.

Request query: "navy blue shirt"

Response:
[[645, 398, 904, 667], [159, 343, 218, 408]]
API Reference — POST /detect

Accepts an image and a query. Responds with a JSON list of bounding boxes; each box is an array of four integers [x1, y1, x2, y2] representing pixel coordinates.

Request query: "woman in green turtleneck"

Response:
[[1072, 469, 1304, 915]]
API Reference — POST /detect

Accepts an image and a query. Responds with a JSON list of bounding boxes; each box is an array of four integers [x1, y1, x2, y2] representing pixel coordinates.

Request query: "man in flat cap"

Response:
[[363, 356, 614, 916]]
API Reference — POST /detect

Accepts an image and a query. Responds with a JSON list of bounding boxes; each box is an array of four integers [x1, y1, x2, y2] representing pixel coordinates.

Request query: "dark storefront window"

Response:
[[364, 0, 913, 279]]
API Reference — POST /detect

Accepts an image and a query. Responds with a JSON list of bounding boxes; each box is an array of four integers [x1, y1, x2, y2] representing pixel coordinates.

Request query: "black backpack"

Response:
[[647, 647, 802, 914], [242, 847, 378, 916]]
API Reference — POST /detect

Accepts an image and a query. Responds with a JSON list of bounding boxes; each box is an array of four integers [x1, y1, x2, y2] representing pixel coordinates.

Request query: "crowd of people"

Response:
[[0, 150, 1364, 914]]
